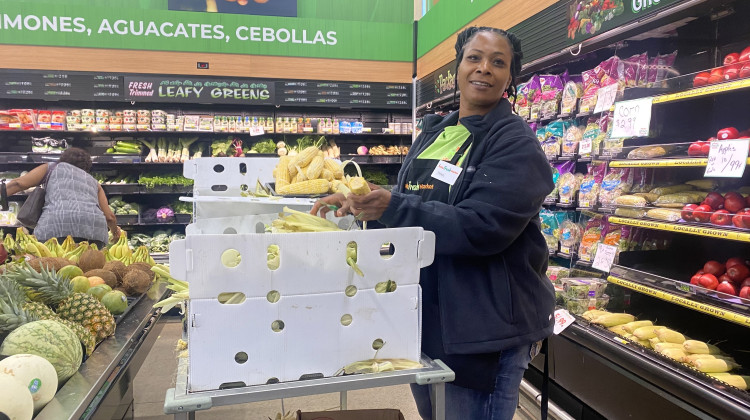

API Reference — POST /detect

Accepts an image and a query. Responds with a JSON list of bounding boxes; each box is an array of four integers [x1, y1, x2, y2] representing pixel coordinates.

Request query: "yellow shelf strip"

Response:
[[652, 78, 750, 103], [607, 217, 750, 243], [607, 276, 750, 328], [608, 158, 750, 168]]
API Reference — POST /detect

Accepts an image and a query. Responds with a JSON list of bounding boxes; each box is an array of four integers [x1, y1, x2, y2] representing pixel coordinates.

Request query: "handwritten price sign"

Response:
[[704, 139, 750, 178], [553, 309, 575, 335], [594, 83, 618, 114], [611, 97, 653, 139]]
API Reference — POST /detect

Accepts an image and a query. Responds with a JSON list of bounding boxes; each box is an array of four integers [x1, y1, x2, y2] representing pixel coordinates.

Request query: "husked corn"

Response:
[[633, 326, 666, 340], [306, 156, 324, 180], [655, 328, 686, 344], [653, 342, 684, 353], [707, 374, 749, 390], [623, 320, 654, 334], [608, 325, 629, 336], [324, 158, 344, 179], [660, 348, 687, 360], [591, 313, 635, 327], [694, 358, 739, 373], [288, 147, 319, 175], [277, 179, 330, 196], [349, 177, 371, 195], [581, 310, 608, 321], [683, 340, 721, 355], [322, 169, 334, 181]]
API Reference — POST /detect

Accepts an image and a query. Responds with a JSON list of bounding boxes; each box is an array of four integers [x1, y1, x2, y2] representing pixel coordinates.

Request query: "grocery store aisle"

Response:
[[133, 318, 527, 420]]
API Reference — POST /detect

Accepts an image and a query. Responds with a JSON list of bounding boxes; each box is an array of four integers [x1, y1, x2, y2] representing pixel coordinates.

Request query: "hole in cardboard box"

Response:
[[213, 164, 225, 173], [223, 227, 238, 234], [345, 285, 358, 297], [266, 377, 279, 384], [267, 245, 280, 270], [219, 381, 246, 390], [375, 280, 397, 293], [299, 373, 324, 381], [267, 290, 280, 303], [239, 162, 247, 175], [221, 249, 242, 268], [340, 314, 353, 326], [271, 320, 285, 332], [255, 222, 266, 233], [234, 351, 248, 364], [346, 241, 361, 276], [211, 185, 228, 192], [240, 184, 249, 192], [372, 339, 384, 350], [218, 292, 246, 304], [380, 242, 396, 259]]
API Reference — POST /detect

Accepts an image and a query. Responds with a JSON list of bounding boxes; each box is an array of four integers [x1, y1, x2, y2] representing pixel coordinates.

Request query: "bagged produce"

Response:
[[558, 172, 583, 204], [578, 162, 606, 208], [599, 168, 633, 207], [560, 77, 583, 115], [578, 218, 603, 262]]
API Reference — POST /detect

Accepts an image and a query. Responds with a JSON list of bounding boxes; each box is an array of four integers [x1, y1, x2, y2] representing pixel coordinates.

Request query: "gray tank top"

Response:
[[33, 162, 109, 244]]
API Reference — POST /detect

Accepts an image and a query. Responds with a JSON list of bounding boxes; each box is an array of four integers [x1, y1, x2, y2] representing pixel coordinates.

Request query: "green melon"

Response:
[[0, 320, 83, 383]]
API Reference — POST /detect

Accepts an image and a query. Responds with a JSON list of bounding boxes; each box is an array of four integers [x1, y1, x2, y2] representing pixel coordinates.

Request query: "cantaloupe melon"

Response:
[[0, 354, 58, 411], [0, 374, 33, 420]]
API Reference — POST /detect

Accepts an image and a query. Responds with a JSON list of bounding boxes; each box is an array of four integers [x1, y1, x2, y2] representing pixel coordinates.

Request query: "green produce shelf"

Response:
[[652, 78, 750, 104], [609, 157, 750, 168], [607, 216, 750, 243]]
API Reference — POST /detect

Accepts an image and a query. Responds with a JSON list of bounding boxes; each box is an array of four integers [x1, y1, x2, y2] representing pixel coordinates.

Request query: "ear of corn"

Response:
[[683, 340, 722, 355], [608, 325, 628, 336], [693, 358, 740, 373], [653, 342, 684, 353], [648, 337, 662, 348], [655, 329, 686, 344], [682, 354, 737, 365], [324, 158, 344, 179], [633, 326, 666, 340], [623, 320, 654, 334], [660, 348, 687, 360], [707, 374, 749, 390], [277, 179, 330, 196], [289, 146, 319, 174], [591, 313, 635, 327], [349, 177, 371, 195], [321, 169, 334, 181], [581, 309, 608, 321], [305, 156, 324, 180]]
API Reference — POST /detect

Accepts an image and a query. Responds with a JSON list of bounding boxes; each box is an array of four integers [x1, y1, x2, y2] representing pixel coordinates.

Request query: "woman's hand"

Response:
[[347, 188, 392, 221], [310, 193, 347, 218]]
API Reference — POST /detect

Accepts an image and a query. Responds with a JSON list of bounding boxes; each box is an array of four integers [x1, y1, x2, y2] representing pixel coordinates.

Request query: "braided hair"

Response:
[[454, 26, 523, 106]]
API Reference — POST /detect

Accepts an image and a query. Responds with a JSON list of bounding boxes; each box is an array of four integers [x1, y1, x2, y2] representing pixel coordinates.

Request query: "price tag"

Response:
[[553, 309, 575, 335], [592, 243, 618, 272], [579, 138, 593, 155], [249, 126, 265, 136], [611, 97, 653, 139], [704, 139, 749, 178], [594, 83, 618, 114]]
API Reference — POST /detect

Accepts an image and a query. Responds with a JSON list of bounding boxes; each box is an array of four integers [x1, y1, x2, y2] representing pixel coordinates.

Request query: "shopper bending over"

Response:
[[3, 147, 119, 248], [311, 26, 555, 419]]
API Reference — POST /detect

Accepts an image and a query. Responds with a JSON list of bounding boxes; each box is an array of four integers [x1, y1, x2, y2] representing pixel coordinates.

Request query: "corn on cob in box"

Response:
[[273, 150, 375, 197]]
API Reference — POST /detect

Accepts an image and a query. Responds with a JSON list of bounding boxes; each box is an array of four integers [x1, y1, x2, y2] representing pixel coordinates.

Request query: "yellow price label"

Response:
[[607, 217, 750, 242], [653, 79, 750, 103]]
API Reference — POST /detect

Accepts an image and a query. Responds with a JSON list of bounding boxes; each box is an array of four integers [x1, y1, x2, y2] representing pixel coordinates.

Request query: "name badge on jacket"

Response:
[[431, 161, 462, 185]]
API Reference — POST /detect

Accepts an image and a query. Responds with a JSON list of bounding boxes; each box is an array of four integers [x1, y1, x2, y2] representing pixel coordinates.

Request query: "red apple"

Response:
[[741, 63, 750, 79], [693, 72, 710, 87], [726, 257, 747, 269], [682, 204, 699, 221], [691, 270, 705, 285], [688, 142, 703, 156], [725, 64, 741, 80], [717, 280, 738, 295], [740, 286, 750, 299], [724, 52, 741, 65], [700, 142, 711, 155], [699, 273, 719, 290], [708, 68, 725, 84], [723, 193, 745, 213], [703, 261, 726, 277], [727, 264, 750, 282], [719, 273, 733, 284], [741, 278, 750, 289], [740, 46, 750, 63], [717, 127, 740, 140], [746, 195, 750, 207], [702, 192, 725, 209], [693, 204, 714, 223], [710, 209, 732, 226]]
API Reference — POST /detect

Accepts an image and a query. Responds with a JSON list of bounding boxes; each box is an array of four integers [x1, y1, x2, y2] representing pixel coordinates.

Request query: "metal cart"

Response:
[[164, 355, 454, 420]]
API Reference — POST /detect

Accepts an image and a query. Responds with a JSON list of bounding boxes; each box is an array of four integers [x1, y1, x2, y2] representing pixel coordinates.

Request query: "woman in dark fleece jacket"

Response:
[[312, 26, 555, 420]]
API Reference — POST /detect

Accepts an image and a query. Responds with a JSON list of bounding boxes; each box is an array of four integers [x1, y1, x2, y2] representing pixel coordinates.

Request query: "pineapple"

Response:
[[6, 262, 115, 343], [0, 275, 96, 355]]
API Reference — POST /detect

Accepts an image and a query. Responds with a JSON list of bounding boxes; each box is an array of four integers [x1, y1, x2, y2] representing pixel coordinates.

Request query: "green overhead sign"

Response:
[[417, 0, 503, 58], [0, 0, 413, 61]]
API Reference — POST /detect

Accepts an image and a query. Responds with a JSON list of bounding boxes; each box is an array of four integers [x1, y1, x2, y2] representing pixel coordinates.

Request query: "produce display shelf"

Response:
[[555, 320, 750, 420], [164, 354, 454, 420], [607, 216, 750, 243], [651, 78, 750, 104], [608, 157, 750, 168], [0, 130, 411, 137], [346, 154, 403, 164], [179, 196, 318, 206], [102, 184, 192, 195], [608, 265, 750, 328], [34, 283, 167, 420]]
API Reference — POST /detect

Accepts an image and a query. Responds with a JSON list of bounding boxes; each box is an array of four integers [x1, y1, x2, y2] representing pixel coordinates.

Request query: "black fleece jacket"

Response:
[[379, 99, 555, 391]]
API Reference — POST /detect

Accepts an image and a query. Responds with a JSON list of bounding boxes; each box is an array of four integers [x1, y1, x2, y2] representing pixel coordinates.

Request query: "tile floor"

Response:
[[133, 319, 529, 419]]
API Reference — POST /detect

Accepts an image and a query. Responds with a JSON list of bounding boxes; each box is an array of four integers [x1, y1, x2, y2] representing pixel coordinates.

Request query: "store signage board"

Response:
[[0, 71, 123, 100], [124, 76, 275, 105], [611, 97, 653, 139], [553, 309, 575, 335], [593, 83, 618, 114], [704, 139, 750, 178], [592, 243, 618, 272], [276, 80, 411, 108]]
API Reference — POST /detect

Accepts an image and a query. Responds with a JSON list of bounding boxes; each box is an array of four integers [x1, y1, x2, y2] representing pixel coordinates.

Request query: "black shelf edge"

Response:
[[0, 130, 412, 137]]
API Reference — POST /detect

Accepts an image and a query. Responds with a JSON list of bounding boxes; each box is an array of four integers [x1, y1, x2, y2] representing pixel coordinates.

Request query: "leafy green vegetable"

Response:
[[361, 169, 389, 186], [138, 174, 194, 189], [211, 138, 234, 157], [250, 138, 277, 154]]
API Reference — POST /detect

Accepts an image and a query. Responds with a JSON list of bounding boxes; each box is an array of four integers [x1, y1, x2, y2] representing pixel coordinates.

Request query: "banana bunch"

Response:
[[132, 246, 155, 265], [61, 235, 76, 254], [63, 242, 89, 263], [3, 234, 16, 255], [109, 232, 133, 262], [13, 227, 35, 256], [43, 238, 65, 257], [25, 238, 54, 258]]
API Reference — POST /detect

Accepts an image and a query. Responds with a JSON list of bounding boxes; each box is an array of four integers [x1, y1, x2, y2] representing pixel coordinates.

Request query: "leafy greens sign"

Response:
[[0, 0, 412, 61], [124, 76, 274, 104]]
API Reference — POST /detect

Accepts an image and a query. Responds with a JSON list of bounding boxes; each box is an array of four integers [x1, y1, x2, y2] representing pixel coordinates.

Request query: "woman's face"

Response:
[[457, 31, 512, 116]]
